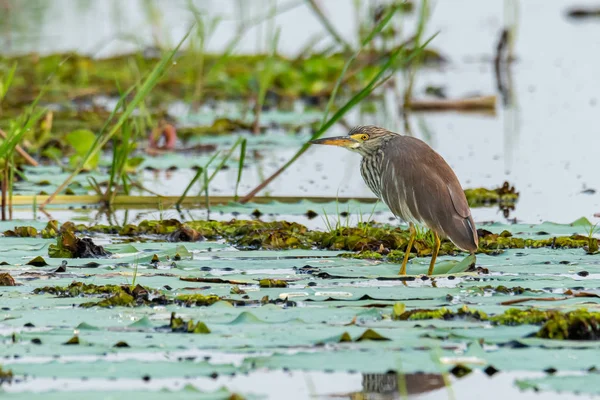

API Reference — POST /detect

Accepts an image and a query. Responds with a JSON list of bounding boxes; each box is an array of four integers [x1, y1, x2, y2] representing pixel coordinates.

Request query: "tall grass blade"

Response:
[[253, 25, 281, 134], [198, 138, 243, 194], [234, 138, 247, 201], [175, 151, 218, 209], [240, 33, 438, 203], [403, 0, 430, 107], [0, 62, 17, 105], [42, 28, 193, 207], [321, 4, 401, 126]]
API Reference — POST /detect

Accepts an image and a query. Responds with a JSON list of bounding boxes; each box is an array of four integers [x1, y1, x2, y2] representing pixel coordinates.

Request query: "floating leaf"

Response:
[[26, 256, 48, 267], [355, 329, 391, 342], [66, 129, 100, 170], [75, 322, 99, 331], [392, 303, 406, 320], [129, 316, 154, 328]]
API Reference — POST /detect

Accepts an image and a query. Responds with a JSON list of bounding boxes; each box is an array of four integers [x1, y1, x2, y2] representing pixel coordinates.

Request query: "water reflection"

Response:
[[349, 372, 446, 399]]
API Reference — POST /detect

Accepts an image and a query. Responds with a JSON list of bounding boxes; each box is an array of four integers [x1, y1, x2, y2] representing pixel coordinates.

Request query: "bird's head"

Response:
[[309, 125, 397, 156]]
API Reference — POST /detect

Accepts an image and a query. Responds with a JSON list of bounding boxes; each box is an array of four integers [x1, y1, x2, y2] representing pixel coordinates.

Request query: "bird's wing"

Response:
[[446, 183, 471, 219], [380, 135, 472, 223]]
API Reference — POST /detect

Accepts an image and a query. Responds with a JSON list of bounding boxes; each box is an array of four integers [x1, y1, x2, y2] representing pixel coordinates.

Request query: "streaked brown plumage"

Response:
[[310, 125, 478, 275]]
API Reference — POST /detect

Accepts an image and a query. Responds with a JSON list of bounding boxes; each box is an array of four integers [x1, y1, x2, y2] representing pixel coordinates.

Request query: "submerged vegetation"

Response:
[[2, 218, 597, 256], [394, 304, 600, 341]]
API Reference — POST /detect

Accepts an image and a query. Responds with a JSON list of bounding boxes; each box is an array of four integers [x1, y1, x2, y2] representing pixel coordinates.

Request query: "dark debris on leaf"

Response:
[[450, 364, 472, 378], [0, 273, 16, 286], [26, 256, 49, 267], [48, 229, 110, 259]]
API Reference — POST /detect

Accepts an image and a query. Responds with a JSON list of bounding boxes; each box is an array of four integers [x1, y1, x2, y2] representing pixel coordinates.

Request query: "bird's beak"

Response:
[[309, 136, 358, 149]]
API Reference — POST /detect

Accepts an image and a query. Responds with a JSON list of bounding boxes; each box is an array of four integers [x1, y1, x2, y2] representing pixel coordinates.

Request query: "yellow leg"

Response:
[[427, 232, 441, 276], [399, 223, 416, 275]]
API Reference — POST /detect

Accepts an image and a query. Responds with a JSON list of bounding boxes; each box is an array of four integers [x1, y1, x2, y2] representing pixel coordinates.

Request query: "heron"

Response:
[[310, 125, 478, 275]]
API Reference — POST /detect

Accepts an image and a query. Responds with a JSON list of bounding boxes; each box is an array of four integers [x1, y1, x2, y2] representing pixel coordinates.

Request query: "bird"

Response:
[[310, 125, 478, 276]]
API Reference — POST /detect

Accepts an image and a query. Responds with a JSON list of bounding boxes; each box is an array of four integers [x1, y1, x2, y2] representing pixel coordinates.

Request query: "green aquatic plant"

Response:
[[390, 304, 600, 340], [0, 365, 13, 385], [104, 93, 140, 206], [0, 79, 45, 220], [42, 28, 193, 208], [0, 62, 17, 110], [537, 309, 600, 340], [170, 312, 211, 334], [175, 294, 222, 306], [48, 229, 110, 258], [463, 182, 519, 207], [571, 217, 600, 254], [6, 218, 597, 255], [33, 282, 124, 297], [176, 137, 248, 209], [392, 304, 487, 321], [239, 16, 438, 203], [259, 279, 288, 288], [32, 281, 222, 308]]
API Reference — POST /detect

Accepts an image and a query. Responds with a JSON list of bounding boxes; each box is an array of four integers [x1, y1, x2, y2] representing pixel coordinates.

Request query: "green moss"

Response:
[[339, 250, 383, 260], [537, 309, 600, 340], [471, 285, 531, 295], [230, 286, 247, 295], [464, 182, 519, 207], [396, 305, 488, 321], [94, 292, 135, 308], [392, 303, 488, 321], [34, 282, 124, 297], [259, 279, 288, 288], [3, 226, 38, 237], [175, 294, 222, 306], [170, 312, 211, 334], [7, 218, 595, 255], [32, 281, 223, 308], [490, 308, 551, 325]]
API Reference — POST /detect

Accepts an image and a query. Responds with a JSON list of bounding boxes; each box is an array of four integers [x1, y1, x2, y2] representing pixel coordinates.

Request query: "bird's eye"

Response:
[[360, 134, 369, 141]]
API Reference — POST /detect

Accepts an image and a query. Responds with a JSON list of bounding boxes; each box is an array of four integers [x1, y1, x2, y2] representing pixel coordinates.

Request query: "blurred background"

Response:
[[0, 0, 599, 226]]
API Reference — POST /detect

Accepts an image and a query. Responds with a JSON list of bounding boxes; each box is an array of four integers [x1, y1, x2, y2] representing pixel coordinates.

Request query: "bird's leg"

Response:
[[427, 231, 441, 276], [399, 222, 415, 275]]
